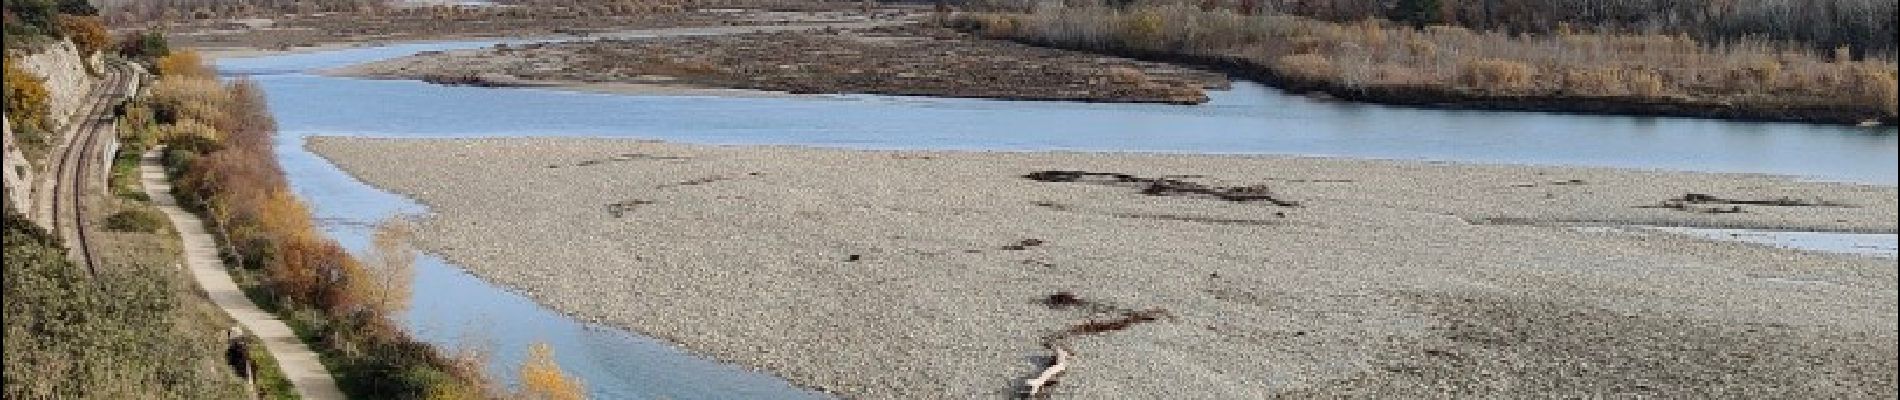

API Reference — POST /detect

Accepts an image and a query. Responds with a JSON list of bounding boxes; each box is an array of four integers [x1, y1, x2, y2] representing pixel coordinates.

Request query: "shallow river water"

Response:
[[217, 38, 1898, 399]]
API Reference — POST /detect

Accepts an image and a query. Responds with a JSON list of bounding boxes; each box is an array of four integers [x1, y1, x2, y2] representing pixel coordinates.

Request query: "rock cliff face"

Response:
[[15, 40, 100, 130], [3, 39, 98, 224], [3, 118, 31, 217]]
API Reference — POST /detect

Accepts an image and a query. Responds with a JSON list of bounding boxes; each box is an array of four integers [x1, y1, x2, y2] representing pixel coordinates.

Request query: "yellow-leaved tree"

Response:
[[357, 218, 416, 316], [156, 49, 214, 78], [4, 59, 52, 133], [517, 343, 586, 400]]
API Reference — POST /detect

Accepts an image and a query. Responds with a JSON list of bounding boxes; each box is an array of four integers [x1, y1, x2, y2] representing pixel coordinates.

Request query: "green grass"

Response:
[[244, 335, 303, 400], [104, 208, 165, 232], [4, 200, 249, 399], [110, 144, 152, 201]]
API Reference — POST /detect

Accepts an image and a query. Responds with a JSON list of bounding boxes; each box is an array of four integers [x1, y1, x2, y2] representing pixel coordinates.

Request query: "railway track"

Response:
[[47, 61, 132, 276]]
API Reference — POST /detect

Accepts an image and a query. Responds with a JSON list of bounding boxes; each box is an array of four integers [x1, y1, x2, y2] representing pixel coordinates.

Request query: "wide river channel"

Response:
[[215, 35, 1898, 399]]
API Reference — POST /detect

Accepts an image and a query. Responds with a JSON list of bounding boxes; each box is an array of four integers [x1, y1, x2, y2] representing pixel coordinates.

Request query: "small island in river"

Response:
[[323, 25, 1229, 104]]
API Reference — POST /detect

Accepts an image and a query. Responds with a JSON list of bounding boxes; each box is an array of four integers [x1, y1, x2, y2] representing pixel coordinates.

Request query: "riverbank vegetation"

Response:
[[965, 0, 1896, 55], [5, 11, 307, 395], [142, 47, 496, 398], [141, 43, 586, 398], [949, 4, 1897, 124]]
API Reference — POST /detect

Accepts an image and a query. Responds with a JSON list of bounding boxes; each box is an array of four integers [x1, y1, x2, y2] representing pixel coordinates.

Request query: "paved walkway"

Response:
[[138, 150, 347, 400]]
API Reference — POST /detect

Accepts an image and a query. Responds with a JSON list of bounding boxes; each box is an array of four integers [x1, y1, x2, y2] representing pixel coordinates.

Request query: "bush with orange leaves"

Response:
[[54, 15, 109, 58]]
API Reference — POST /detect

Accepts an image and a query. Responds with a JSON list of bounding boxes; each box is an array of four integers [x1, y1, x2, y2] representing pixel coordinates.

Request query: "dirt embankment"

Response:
[[327, 25, 1229, 104]]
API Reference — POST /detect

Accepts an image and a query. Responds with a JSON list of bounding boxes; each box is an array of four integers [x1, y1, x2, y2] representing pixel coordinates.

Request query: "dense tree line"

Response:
[[959, 0, 1897, 55], [956, 6, 1897, 123], [3, 0, 98, 45]]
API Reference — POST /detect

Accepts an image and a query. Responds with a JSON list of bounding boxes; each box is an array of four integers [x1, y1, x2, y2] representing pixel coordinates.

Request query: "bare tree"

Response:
[[358, 217, 417, 316]]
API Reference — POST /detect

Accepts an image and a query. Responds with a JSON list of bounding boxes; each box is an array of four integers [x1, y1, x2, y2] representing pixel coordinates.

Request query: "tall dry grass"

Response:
[[955, 5, 1899, 121], [967, 0, 1897, 56]]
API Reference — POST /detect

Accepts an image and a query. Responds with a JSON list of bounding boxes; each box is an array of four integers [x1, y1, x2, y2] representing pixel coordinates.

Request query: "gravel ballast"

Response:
[[307, 136, 1898, 399]]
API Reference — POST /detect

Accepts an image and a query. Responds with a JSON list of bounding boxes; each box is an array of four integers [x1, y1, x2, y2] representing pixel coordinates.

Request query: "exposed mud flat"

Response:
[[325, 25, 1228, 103], [308, 136, 1896, 399]]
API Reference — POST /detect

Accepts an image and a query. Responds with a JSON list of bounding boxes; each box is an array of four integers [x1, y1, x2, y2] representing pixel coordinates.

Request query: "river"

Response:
[[216, 36, 1898, 399]]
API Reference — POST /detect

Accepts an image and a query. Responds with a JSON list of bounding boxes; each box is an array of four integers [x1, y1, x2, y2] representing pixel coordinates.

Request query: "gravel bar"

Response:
[[308, 136, 1897, 399]]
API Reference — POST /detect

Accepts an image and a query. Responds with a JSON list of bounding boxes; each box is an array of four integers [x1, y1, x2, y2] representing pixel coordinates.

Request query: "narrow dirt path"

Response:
[[138, 149, 347, 400]]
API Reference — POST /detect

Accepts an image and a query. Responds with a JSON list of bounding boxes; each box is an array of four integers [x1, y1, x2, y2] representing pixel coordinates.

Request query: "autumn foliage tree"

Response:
[[53, 14, 108, 57], [357, 219, 416, 317], [3, 60, 53, 134], [517, 343, 586, 400], [155, 48, 214, 78]]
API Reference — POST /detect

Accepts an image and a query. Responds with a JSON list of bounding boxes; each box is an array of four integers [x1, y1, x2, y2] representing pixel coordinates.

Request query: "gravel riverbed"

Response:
[[307, 136, 1897, 399]]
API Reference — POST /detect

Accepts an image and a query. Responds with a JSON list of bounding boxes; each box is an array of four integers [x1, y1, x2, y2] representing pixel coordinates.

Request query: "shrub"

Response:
[[517, 343, 585, 400], [52, 0, 93, 16], [1735, 58, 1782, 90], [1848, 65, 1898, 116], [356, 219, 416, 317], [54, 14, 108, 57], [117, 102, 160, 147], [117, 30, 170, 62], [151, 76, 233, 125], [3, 0, 59, 39], [104, 209, 166, 233], [1404, 36, 1437, 59], [1275, 53, 1335, 81], [1562, 67, 1623, 96], [1624, 68, 1668, 98], [1122, 9, 1166, 49], [155, 49, 214, 78], [4, 59, 53, 134], [1458, 58, 1535, 92], [164, 119, 221, 141]]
